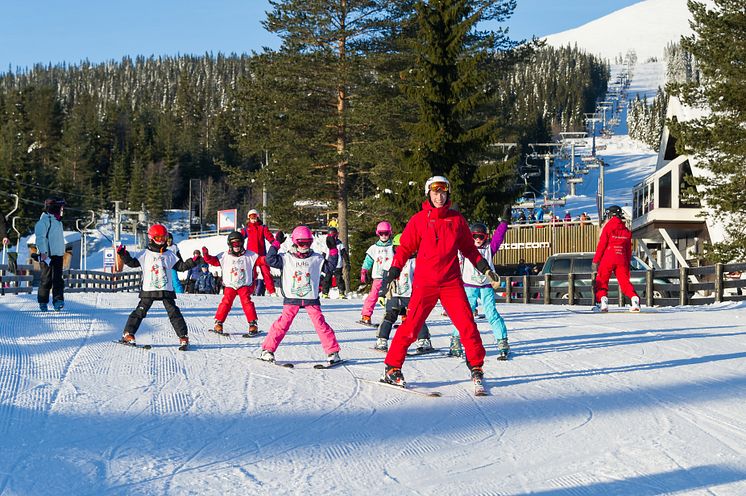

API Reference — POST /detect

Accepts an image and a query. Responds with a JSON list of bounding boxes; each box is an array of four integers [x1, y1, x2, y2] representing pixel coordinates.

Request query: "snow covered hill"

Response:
[[544, 0, 694, 61], [1, 293, 746, 494]]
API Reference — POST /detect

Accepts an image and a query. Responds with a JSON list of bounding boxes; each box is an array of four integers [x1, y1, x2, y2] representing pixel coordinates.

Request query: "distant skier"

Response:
[[240, 209, 276, 296], [117, 224, 203, 349], [259, 226, 343, 366], [320, 226, 350, 299], [592, 205, 640, 312], [34, 198, 67, 312], [202, 231, 262, 336], [358, 221, 394, 326], [455, 213, 511, 360], [380, 176, 499, 394], [374, 233, 432, 353]]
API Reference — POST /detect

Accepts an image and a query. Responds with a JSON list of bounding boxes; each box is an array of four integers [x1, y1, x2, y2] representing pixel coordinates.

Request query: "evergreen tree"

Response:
[[668, 0, 746, 261]]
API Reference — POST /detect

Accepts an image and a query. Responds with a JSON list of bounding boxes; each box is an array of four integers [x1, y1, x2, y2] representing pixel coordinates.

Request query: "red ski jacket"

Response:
[[392, 200, 484, 286], [592, 216, 632, 265], [240, 222, 275, 256]]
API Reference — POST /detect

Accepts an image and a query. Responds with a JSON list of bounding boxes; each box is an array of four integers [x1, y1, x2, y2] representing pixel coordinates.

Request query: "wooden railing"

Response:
[[0, 264, 34, 295], [497, 262, 746, 307]]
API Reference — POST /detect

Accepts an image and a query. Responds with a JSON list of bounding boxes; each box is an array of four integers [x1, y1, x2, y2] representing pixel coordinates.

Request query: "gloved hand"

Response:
[[275, 231, 286, 244], [360, 268, 369, 284], [378, 296, 387, 307], [202, 246, 210, 257], [501, 204, 512, 224], [485, 270, 500, 284], [326, 235, 337, 249], [591, 262, 599, 273]]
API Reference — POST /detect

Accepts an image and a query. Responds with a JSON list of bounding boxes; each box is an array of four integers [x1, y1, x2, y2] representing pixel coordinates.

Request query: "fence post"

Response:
[[679, 266, 688, 306], [544, 274, 551, 305], [568, 272, 575, 305], [715, 263, 723, 303], [646, 269, 654, 307], [504, 276, 512, 304], [523, 275, 529, 304]]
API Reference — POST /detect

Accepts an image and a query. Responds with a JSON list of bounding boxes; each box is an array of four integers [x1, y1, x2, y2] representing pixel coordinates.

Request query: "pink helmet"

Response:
[[376, 221, 392, 235], [291, 225, 313, 245]]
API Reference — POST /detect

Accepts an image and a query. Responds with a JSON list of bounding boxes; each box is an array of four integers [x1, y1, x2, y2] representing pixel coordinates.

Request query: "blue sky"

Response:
[[1, 0, 642, 71]]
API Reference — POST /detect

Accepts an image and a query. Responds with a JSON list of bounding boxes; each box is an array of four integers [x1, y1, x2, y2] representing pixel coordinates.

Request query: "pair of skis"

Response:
[[115, 340, 189, 352], [208, 328, 261, 338], [255, 358, 348, 370]]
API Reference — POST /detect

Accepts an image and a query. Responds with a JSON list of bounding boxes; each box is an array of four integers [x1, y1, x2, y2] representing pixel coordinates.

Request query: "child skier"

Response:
[[453, 214, 511, 360], [359, 221, 394, 326], [260, 226, 343, 366], [117, 224, 202, 350], [202, 230, 262, 336], [375, 234, 433, 353], [321, 226, 350, 299]]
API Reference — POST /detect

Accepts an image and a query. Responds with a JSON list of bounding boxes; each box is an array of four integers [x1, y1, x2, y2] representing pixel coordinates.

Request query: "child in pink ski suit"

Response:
[[359, 221, 394, 326], [260, 226, 343, 365]]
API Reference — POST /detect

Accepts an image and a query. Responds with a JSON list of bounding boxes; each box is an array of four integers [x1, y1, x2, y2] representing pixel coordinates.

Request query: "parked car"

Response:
[[538, 252, 673, 300]]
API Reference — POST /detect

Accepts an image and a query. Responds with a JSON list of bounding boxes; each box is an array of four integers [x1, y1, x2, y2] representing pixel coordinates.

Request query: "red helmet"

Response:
[[148, 224, 168, 242]]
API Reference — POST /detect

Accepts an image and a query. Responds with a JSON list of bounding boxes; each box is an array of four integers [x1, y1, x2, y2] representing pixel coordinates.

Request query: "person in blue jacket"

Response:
[[195, 264, 217, 294]]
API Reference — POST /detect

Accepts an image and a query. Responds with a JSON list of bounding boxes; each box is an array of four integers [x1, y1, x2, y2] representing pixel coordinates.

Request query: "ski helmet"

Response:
[[227, 230, 244, 248], [605, 205, 624, 219], [392, 233, 402, 246], [470, 222, 488, 235], [376, 221, 392, 236], [148, 224, 168, 243], [424, 175, 450, 196], [327, 226, 339, 236], [291, 225, 313, 245], [44, 197, 66, 215]]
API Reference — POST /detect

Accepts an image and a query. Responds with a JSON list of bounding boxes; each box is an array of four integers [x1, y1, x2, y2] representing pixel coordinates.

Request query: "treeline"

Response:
[[626, 88, 667, 151], [0, 40, 607, 235]]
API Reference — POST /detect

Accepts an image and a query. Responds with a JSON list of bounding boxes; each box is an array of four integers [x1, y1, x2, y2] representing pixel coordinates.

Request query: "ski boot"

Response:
[[630, 296, 641, 313], [121, 333, 136, 345], [473, 308, 479, 318], [338, 292, 347, 300], [358, 315, 374, 327], [448, 335, 464, 357], [259, 349, 275, 363], [213, 320, 224, 334], [599, 296, 609, 313], [470, 366, 486, 395], [53, 300, 64, 312], [497, 338, 510, 360], [382, 365, 406, 387], [327, 351, 342, 366], [415, 338, 434, 354], [38, 303, 49, 312], [321, 293, 330, 299], [374, 337, 388, 352], [245, 321, 260, 337], [178, 336, 189, 351]]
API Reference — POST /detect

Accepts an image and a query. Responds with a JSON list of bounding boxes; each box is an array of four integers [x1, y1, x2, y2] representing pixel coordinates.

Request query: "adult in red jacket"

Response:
[[592, 205, 640, 312], [381, 176, 499, 388], [240, 209, 276, 295]]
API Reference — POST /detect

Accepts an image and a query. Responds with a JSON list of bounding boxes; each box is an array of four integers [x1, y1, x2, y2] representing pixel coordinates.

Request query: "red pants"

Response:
[[595, 261, 639, 302], [215, 286, 258, 323], [385, 278, 485, 369], [259, 264, 275, 294]]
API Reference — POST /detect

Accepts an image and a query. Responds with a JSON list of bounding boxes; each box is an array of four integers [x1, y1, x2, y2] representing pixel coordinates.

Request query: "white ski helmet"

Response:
[[424, 175, 450, 196]]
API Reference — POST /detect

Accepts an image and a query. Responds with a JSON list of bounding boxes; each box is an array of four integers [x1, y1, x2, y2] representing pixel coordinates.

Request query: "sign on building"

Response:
[[103, 248, 115, 270], [217, 209, 238, 232]]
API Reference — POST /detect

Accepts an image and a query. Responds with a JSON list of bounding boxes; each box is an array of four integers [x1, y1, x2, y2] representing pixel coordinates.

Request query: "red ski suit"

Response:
[[592, 216, 639, 302], [385, 200, 486, 369], [240, 221, 276, 294]]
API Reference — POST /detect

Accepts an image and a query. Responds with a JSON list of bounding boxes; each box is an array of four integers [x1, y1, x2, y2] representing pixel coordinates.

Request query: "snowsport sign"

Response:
[[103, 248, 115, 269], [217, 209, 237, 232]]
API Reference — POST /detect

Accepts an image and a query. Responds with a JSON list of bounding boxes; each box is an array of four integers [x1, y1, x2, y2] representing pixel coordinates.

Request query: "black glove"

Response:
[[275, 231, 286, 244], [501, 205, 512, 224], [325, 235, 337, 249], [385, 266, 401, 284]]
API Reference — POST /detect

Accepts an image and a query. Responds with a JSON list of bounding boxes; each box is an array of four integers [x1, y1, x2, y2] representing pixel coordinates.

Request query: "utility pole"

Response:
[[113, 201, 122, 243], [263, 150, 269, 227]]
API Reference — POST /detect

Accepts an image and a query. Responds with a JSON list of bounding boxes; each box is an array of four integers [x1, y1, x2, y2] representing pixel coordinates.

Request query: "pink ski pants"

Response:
[[361, 279, 383, 318], [262, 304, 340, 354]]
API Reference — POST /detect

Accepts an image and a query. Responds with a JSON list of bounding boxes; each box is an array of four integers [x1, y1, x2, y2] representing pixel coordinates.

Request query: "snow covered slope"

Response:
[[544, 0, 693, 61], [1, 293, 746, 494]]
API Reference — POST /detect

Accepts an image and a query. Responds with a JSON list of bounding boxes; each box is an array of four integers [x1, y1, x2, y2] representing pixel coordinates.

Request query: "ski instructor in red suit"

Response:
[[240, 209, 276, 296], [381, 176, 500, 388]]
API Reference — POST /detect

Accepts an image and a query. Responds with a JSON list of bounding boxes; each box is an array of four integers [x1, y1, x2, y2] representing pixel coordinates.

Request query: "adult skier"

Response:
[[240, 209, 276, 296], [592, 205, 640, 312], [34, 198, 67, 311], [380, 176, 499, 394]]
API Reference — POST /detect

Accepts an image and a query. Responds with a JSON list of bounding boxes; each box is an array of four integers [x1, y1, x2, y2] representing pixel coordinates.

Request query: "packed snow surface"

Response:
[[1, 293, 746, 495]]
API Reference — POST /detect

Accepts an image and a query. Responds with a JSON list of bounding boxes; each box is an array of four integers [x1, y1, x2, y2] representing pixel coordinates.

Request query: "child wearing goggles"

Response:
[[358, 221, 394, 326]]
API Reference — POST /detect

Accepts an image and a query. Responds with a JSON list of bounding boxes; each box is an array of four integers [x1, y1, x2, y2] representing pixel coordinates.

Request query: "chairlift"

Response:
[[567, 177, 583, 184], [513, 191, 537, 209]]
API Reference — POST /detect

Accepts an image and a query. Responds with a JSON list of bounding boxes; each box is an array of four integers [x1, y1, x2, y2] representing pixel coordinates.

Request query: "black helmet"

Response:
[[327, 226, 338, 236], [44, 198, 66, 214], [227, 230, 244, 246], [605, 205, 624, 219], [469, 222, 488, 235]]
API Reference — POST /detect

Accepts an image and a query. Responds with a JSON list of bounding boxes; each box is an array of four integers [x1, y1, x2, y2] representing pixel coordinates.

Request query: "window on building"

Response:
[[659, 171, 672, 208]]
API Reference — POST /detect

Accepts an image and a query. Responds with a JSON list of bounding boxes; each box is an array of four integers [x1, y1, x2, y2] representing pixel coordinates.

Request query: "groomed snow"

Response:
[[1, 293, 746, 495]]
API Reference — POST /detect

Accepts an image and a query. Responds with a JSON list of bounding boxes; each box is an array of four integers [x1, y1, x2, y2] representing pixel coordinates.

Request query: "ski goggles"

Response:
[[472, 233, 486, 241], [377, 231, 391, 237], [428, 181, 449, 193], [295, 239, 313, 248], [247, 214, 259, 220], [229, 240, 243, 248], [151, 235, 167, 243]]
